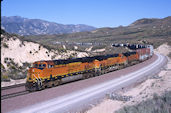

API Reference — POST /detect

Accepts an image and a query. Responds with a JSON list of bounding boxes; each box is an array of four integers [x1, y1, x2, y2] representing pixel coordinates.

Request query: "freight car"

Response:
[[25, 44, 153, 91]]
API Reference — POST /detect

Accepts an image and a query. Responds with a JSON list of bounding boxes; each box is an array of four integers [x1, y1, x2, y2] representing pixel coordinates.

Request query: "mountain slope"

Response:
[[23, 16, 171, 49], [1, 16, 96, 35]]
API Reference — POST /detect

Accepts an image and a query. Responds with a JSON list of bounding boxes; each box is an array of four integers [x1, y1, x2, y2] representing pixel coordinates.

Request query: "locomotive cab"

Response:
[[26, 61, 50, 91], [27, 61, 48, 81], [32, 62, 47, 69]]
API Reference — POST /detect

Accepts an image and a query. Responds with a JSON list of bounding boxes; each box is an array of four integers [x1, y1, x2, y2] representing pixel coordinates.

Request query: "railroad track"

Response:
[[1, 83, 26, 90], [1, 90, 29, 100], [1, 83, 29, 100]]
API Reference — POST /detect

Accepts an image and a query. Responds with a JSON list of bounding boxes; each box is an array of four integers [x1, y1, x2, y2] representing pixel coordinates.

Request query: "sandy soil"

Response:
[[154, 43, 171, 56], [86, 44, 171, 113], [1, 78, 26, 87], [92, 48, 106, 52], [1, 34, 88, 69]]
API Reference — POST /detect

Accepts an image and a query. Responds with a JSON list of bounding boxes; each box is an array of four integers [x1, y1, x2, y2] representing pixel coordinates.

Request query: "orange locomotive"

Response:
[[25, 44, 153, 91], [123, 52, 139, 65], [25, 53, 127, 91]]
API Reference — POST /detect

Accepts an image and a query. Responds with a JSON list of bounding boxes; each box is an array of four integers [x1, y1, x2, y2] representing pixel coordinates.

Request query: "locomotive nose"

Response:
[[27, 68, 33, 81], [27, 68, 37, 81]]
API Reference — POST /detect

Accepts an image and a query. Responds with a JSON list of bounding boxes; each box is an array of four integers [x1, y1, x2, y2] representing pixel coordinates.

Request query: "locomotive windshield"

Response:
[[32, 63, 46, 69], [33, 63, 38, 68], [39, 64, 46, 68]]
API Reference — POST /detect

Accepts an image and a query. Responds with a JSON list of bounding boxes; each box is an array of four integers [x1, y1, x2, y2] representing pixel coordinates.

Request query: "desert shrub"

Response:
[[51, 55, 56, 60], [8, 72, 26, 80], [23, 62, 31, 68], [58, 47, 67, 52], [19, 44, 23, 47], [116, 91, 171, 113], [38, 45, 41, 50], [42, 44, 53, 51], [3, 43, 9, 48], [69, 53, 77, 59], [1, 63, 5, 69], [11, 65, 16, 70], [2, 60, 29, 80], [1, 75, 10, 82]]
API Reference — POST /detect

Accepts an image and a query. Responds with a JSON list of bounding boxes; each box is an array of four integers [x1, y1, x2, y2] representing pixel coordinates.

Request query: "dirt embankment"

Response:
[[86, 44, 171, 113]]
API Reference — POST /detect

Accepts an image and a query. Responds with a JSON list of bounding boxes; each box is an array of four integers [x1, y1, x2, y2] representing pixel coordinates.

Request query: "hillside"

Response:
[[24, 16, 171, 49], [1, 16, 96, 35], [1, 30, 89, 82]]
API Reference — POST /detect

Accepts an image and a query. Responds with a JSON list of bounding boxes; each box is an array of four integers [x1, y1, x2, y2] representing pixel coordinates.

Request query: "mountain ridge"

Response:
[[22, 16, 171, 50], [129, 16, 171, 26], [1, 16, 96, 36]]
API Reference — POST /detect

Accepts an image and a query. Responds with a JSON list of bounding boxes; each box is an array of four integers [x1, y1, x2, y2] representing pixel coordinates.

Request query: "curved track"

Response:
[[2, 54, 167, 113]]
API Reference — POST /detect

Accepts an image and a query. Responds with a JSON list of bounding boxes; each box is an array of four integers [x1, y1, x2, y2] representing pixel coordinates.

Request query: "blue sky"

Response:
[[1, 0, 171, 28]]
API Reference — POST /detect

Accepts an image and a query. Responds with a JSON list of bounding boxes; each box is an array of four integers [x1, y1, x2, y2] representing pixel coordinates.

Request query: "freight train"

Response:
[[25, 44, 153, 91]]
